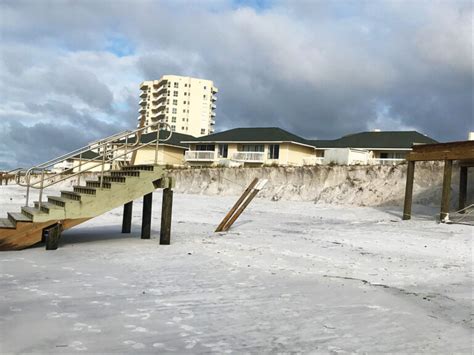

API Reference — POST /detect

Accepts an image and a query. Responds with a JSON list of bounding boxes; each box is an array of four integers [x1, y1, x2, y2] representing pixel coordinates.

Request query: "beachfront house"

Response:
[[310, 131, 438, 165], [181, 127, 320, 167]]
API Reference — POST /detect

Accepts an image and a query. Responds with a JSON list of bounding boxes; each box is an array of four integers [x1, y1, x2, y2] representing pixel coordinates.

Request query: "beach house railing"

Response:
[[185, 151, 216, 161], [232, 152, 265, 162]]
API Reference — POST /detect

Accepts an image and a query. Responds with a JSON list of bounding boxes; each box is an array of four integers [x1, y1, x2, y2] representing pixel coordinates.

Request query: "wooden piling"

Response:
[[402, 161, 415, 220], [459, 166, 468, 213], [141, 193, 153, 239], [440, 160, 453, 221], [122, 201, 133, 233], [44, 223, 62, 250], [160, 188, 173, 245], [215, 178, 259, 232]]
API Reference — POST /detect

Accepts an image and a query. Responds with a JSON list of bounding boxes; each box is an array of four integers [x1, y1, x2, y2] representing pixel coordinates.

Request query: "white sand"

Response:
[[0, 185, 472, 353]]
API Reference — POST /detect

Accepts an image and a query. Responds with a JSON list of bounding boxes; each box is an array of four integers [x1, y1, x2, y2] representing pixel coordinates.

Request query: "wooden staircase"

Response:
[[0, 165, 171, 251]]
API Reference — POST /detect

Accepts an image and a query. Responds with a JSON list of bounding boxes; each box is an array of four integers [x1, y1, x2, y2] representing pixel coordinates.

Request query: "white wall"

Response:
[[324, 148, 369, 165]]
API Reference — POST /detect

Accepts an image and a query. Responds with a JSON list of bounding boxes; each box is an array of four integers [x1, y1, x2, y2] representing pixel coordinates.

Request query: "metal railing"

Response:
[[232, 152, 265, 162], [15, 122, 172, 208], [184, 151, 216, 161]]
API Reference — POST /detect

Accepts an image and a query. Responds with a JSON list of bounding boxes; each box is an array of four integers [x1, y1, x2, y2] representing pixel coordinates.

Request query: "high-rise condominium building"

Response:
[[138, 75, 218, 137]]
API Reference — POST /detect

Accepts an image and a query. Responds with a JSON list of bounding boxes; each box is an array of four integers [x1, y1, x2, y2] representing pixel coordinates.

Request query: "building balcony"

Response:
[[151, 104, 165, 112], [140, 91, 147, 98], [138, 107, 146, 114], [152, 95, 167, 104], [139, 99, 147, 106], [209, 128, 215, 133], [211, 111, 216, 117], [212, 87, 218, 94], [185, 151, 216, 162], [232, 152, 265, 163], [155, 88, 167, 97], [211, 104, 217, 109], [153, 79, 167, 88], [210, 119, 216, 125], [211, 95, 217, 101], [140, 82, 148, 90]]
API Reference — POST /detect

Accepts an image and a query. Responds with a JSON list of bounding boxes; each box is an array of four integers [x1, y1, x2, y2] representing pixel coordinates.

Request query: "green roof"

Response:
[[117, 130, 195, 149], [182, 127, 314, 147], [310, 131, 438, 149]]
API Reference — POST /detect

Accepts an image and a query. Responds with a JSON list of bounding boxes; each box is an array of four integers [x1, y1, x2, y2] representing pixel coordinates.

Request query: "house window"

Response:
[[172, 117, 176, 123], [184, 83, 188, 87], [173, 91, 178, 97], [181, 126, 184, 130], [218, 144, 228, 158], [183, 109, 186, 113], [240, 144, 264, 152], [174, 82, 179, 88], [171, 125, 176, 131], [203, 95, 207, 99], [173, 99, 177, 105], [172, 108, 177, 114], [201, 129, 206, 135], [196, 144, 214, 151], [183, 101, 186, 104], [204, 86, 207, 90], [380, 153, 388, 159], [268, 144, 280, 159], [184, 92, 187, 96]]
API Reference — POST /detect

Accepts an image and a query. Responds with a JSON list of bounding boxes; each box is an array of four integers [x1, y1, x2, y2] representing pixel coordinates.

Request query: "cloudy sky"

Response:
[[0, 0, 472, 169]]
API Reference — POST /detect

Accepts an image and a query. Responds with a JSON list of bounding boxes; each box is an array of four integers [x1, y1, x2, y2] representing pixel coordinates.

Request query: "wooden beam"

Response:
[[215, 178, 259, 232], [403, 161, 415, 220], [407, 140, 474, 161], [160, 188, 173, 245], [122, 201, 133, 233], [141, 193, 153, 239], [459, 166, 468, 213], [440, 160, 453, 221]]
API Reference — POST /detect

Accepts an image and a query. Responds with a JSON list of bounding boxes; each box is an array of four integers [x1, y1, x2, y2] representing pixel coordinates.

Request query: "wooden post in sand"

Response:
[[458, 166, 468, 213], [160, 188, 173, 245], [122, 201, 133, 233], [215, 178, 259, 232], [44, 223, 62, 250], [440, 160, 453, 221], [402, 161, 415, 220], [141, 193, 153, 239]]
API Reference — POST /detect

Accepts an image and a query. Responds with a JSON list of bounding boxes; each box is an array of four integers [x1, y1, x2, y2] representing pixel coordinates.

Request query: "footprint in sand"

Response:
[[47, 312, 78, 319], [69, 340, 87, 351], [123, 340, 146, 349], [73, 322, 101, 333]]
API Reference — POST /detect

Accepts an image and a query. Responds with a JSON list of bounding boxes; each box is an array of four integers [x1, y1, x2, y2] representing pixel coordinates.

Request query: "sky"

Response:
[[0, 0, 472, 169]]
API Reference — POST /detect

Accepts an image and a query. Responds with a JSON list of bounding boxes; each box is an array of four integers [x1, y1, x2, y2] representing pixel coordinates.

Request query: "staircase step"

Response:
[[0, 218, 15, 229], [86, 180, 112, 189], [110, 170, 141, 177], [8, 212, 32, 224], [47, 196, 70, 207], [73, 186, 97, 195], [21, 206, 44, 220], [122, 165, 155, 172], [61, 191, 82, 201], [99, 176, 126, 183], [34, 201, 63, 213]]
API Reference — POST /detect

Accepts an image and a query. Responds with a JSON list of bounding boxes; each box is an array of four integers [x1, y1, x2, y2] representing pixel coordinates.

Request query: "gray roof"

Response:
[[182, 127, 314, 147], [72, 150, 101, 160], [310, 131, 438, 149]]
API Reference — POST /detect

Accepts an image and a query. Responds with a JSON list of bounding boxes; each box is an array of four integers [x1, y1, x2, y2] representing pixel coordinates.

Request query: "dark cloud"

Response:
[[0, 0, 472, 169]]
